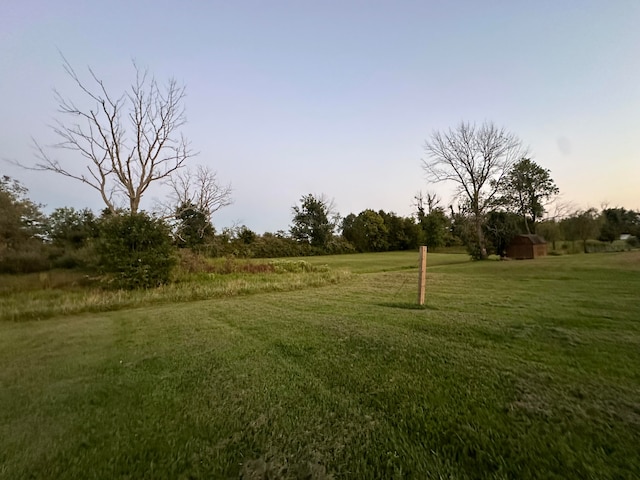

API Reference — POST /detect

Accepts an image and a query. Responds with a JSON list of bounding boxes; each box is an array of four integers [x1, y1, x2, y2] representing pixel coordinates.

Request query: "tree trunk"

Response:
[[475, 214, 488, 259]]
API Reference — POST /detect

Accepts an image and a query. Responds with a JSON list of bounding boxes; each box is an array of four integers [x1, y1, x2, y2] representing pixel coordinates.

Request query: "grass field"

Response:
[[1, 251, 639, 479]]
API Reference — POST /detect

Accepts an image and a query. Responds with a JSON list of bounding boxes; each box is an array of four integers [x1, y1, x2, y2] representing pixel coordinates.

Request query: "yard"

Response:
[[1, 251, 639, 479]]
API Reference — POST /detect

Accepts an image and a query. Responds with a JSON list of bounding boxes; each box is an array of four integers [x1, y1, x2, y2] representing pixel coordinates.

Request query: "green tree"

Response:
[[342, 210, 389, 252], [0, 176, 49, 273], [96, 212, 176, 289], [422, 121, 526, 259], [237, 226, 257, 245], [598, 208, 640, 242], [419, 208, 450, 249], [561, 209, 600, 253], [497, 158, 559, 233], [537, 220, 561, 250], [47, 207, 99, 269], [290, 194, 337, 249], [378, 211, 421, 251], [48, 207, 98, 248], [174, 202, 215, 249]]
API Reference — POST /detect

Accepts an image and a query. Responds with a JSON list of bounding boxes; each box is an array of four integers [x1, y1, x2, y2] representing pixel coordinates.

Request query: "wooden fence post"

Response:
[[418, 246, 427, 305]]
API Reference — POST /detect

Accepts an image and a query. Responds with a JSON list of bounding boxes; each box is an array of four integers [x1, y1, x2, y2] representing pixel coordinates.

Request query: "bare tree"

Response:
[[422, 121, 526, 259], [413, 190, 441, 218], [29, 56, 195, 214], [166, 165, 232, 219]]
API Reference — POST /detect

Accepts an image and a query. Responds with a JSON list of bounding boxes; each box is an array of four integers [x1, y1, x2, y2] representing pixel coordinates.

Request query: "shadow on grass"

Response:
[[378, 302, 438, 310]]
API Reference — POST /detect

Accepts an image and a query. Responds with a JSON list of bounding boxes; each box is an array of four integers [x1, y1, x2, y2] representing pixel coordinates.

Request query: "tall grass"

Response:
[[0, 261, 348, 322]]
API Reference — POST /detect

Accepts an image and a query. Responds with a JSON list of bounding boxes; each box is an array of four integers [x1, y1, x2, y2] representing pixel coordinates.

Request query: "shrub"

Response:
[[0, 244, 50, 274], [584, 239, 632, 253], [268, 260, 330, 273], [96, 212, 176, 289]]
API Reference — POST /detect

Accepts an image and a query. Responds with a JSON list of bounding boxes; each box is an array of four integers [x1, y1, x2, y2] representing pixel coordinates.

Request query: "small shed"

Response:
[[507, 234, 547, 259]]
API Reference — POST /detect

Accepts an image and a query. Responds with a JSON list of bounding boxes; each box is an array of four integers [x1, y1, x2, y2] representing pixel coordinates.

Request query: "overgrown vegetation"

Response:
[[0, 253, 344, 323]]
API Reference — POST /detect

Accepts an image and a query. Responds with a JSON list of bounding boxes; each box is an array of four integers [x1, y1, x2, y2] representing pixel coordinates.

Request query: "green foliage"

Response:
[[598, 207, 640, 242], [342, 210, 389, 252], [418, 208, 451, 249], [244, 232, 305, 258], [0, 176, 49, 273], [47, 207, 99, 269], [96, 212, 176, 289], [237, 225, 257, 245], [560, 209, 601, 253], [445, 208, 482, 258], [537, 220, 561, 250], [290, 194, 336, 248], [322, 235, 356, 255], [174, 202, 215, 249], [269, 260, 330, 273], [484, 210, 521, 257], [497, 158, 559, 233], [583, 239, 634, 253], [48, 207, 98, 247], [378, 211, 421, 251]]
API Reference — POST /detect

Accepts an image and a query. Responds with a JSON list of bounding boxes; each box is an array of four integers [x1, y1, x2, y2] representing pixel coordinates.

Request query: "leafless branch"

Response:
[[23, 55, 197, 214], [421, 121, 527, 258], [165, 165, 232, 219]]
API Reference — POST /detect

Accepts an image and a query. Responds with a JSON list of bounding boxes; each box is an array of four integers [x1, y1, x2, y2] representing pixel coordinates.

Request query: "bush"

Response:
[[626, 236, 639, 248], [0, 243, 50, 274], [96, 213, 176, 289], [584, 239, 632, 253], [49, 243, 98, 270]]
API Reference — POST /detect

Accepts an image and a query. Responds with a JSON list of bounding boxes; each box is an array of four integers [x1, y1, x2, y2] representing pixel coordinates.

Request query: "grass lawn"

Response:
[[1, 251, 639, 479]]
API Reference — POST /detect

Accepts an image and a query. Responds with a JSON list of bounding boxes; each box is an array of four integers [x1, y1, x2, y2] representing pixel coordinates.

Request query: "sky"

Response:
[[1, 0, 639, 233]]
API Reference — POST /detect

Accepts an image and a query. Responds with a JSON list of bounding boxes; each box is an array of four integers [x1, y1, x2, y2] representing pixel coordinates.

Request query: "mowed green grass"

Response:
[[1, 251, 639, 479]]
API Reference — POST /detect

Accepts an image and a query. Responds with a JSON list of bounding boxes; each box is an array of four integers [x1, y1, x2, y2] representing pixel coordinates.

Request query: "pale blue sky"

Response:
[[2, 0, 638, 232]]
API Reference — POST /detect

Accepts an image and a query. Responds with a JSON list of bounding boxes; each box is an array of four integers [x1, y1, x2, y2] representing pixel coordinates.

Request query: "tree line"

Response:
[[3, 171, 638, 277]]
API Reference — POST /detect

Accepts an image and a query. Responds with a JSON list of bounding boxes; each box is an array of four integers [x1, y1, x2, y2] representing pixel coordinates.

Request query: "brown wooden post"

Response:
[[418, 246, 427, 305]]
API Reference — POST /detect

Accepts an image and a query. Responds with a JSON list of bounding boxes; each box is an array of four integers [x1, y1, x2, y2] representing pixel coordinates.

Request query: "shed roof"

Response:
[[513, 234, 546, 245]]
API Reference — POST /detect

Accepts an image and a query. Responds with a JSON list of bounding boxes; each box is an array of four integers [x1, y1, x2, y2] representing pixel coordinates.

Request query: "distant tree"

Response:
[[537, 220, 561, 250], [174, 201, 215, 249], [237, 225, 257, 245], [48, 207, 98, 248], [165, 165, 232, 224], [598, 208, 640, 242], [497, 158, 559, 233], [561, 209, 600, 253], [46, 207, 99, 268], [413, 190, 441, 218], [419, 207, 450, 249], [290, 194, 337, 249], [29, 57, 196, 214], [342, 210, 389, 252], [378, 211, 421, 251], [422, 121, 526, 259], [0, 176, 46, 247], [0, 176, 49, 272]]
